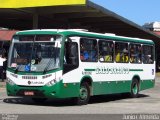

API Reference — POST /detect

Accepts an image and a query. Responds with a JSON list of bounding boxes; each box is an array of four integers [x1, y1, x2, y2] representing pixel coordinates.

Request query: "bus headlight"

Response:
[[6, 78, 15, 85], [45, 79, 57, 86]]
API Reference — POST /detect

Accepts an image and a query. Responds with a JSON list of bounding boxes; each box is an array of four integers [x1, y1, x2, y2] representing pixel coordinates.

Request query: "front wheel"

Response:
[[74, 82, 90, 105], [130, 79, 139, 98]]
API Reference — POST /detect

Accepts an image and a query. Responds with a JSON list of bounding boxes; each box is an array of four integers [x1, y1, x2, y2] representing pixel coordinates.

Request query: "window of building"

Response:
[[80, 38, 98, 62], [142, 45, 154, 64], [99, 40, 114, 62], [130, 44, 142, 63], [115, 42, 129, 63]]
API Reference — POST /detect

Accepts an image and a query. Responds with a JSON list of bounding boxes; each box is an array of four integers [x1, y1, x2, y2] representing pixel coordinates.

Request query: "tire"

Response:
[[130, 79, 139, 98], [74, 82, 90, 105], [32, 98, 47, 103]]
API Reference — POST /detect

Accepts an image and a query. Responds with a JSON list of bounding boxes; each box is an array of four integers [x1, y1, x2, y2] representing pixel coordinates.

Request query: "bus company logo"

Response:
[[96, 66, 130, 74], [28, 81, 31, 85], [27, 81, 44, 85]]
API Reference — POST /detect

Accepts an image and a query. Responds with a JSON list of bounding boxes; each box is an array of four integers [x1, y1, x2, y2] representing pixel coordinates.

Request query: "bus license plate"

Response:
[[24, 91, 34, 96]]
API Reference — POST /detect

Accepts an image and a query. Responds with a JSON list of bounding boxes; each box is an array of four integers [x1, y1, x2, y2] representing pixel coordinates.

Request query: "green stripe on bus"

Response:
[[84, 69, 143, 72], [6, 79, 154, 98], [84, 69, 96, 71], [61, 31, 154, 44], [129, 69, 143, 72]]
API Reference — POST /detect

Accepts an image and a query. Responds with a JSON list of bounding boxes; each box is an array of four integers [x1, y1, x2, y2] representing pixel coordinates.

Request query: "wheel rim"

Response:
[[79, 86, 88, 100], [132, 83, 138, 95]]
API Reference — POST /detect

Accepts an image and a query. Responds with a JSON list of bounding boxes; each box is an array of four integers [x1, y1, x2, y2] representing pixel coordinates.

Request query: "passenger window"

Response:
[[115, 42, 129, 63], [142, 45, 154, 64], [80, 38, 98, 62], [99, 40, 114, 62], [130, 44, 142, 63]]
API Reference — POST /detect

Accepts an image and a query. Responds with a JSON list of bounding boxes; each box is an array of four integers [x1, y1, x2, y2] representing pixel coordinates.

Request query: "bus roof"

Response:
[[15, 29, 154, 44]]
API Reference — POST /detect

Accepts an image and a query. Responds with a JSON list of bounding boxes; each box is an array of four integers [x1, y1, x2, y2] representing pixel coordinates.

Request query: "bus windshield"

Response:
[[8, 35, 62, 72]]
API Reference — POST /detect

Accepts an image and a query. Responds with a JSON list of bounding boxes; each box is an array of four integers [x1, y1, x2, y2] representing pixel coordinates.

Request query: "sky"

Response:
[[91, 0, 160, 26]]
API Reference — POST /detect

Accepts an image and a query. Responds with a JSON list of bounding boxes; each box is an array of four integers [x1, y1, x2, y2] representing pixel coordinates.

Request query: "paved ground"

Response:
[[0, 78, 160, 114]]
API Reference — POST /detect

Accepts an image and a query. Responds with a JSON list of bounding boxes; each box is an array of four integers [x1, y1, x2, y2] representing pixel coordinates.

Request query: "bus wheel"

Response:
[[130, 79, 139, 98], [32, 98, 47, 103], [74, 82, 90, 105]]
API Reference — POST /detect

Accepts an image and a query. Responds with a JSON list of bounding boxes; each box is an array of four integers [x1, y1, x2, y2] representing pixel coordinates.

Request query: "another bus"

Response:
[[6, 29, 155, 105]]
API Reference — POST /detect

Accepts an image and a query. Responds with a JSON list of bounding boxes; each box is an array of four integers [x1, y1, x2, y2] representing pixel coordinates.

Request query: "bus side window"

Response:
[[115, 42, 129, 63], [142, 45, 154, 64], [99, 40, 114, 62], [80, 38, 97, 62], [130, 44, 142, 63]]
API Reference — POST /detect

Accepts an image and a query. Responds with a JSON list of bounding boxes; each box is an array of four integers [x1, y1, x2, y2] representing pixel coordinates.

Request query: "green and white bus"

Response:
[[6, 29, 155, 105]]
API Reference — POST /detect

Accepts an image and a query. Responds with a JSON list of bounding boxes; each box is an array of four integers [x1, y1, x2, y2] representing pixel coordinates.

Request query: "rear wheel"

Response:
[[74, 82, 90, 105], [130, 79, 139, 98]]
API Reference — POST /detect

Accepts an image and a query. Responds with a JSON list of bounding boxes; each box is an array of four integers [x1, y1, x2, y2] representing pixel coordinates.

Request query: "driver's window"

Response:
[[63, 41, 79, 74], [64, 42, 78, 65]]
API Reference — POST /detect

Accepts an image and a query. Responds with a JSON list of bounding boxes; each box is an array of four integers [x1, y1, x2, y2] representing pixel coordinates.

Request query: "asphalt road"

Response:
[[0, 78, 160, 115]]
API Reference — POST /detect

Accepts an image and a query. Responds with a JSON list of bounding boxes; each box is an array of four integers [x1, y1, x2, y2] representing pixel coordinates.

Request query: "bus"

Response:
[[6, 29, 155, 105]]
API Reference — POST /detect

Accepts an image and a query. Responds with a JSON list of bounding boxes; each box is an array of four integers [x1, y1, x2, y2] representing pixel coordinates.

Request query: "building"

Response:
[[0, 29, 18, 56], [143, 22, 160, 36]]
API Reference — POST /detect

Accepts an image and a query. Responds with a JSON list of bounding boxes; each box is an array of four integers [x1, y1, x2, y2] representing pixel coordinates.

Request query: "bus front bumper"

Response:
[[6, 80, 80, 99]]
